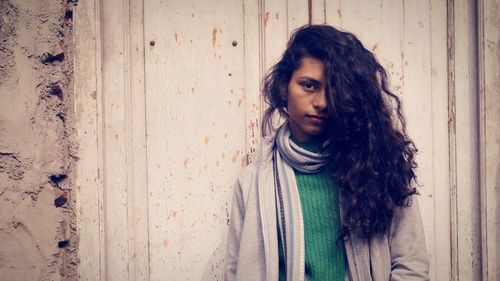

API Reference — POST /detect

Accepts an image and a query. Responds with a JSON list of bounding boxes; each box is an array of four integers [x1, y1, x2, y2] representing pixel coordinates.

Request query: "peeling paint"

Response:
[[232, 150, 240, 163], [264, 12, 270, 26], [212, 28, 218, 47], [167, 210, 177, 220]]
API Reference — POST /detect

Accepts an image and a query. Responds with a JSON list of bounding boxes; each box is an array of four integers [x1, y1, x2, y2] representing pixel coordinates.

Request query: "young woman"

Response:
[[225, 25, 429, 281]]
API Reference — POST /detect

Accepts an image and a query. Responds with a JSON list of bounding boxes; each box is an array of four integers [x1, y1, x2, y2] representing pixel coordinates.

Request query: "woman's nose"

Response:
[[313, 89, 328, 111]]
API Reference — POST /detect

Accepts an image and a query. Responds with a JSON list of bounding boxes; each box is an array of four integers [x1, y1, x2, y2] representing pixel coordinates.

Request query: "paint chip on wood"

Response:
[[168, 210, 177, 220], [264, 12, 270, 26], [212, 28, 218, 47], [232, 150, 240, 163]]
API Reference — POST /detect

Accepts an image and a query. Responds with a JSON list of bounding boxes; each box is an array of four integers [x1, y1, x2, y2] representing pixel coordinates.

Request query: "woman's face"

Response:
[[286, 56, 328, 143]]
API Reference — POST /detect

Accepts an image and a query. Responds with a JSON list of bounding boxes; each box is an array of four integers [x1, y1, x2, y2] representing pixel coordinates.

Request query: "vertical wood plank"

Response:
[[400, 1, 436, 277], [478, 0, 500, 280], [287, 0, 327, 32], [144, 1, 246, 279], [100, 0, 129, 279], [243, 0, 264, 162], [128, 0, 150, 280], [337, 0, 383, 43], [429, 0, 452, 280], [73, 0, 102, 279], [260, 0, 288, 130], [287, 0, 308, 33], [310, 0, 326, 24], [451, 0, 482, 280], [447, 1, 459, 279], [325, 0, 341, 27], [97, 1, 150, 280], [263, 0, 288, 71]]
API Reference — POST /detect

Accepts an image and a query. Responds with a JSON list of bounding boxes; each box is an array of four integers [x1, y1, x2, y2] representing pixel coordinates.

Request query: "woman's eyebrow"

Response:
[[297, 76, 323, 84]]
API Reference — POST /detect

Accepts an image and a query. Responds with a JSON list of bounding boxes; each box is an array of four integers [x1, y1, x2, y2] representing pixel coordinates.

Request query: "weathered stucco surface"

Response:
[[0, 0, 78, 280]]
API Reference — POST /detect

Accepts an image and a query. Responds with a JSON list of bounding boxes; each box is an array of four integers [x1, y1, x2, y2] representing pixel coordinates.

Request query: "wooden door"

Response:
[[74, 0, 492, 280]]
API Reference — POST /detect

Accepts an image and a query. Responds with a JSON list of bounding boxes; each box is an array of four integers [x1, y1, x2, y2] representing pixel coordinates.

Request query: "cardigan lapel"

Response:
[[338, 190, 372, 281], [257, 136, 279, 281]]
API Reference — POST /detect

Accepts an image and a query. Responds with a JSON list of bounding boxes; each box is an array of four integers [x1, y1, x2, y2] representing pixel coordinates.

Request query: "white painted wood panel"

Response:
[[399, 2, 436, 279], [74, 1, 497, 280], [452, 0, 482, 280], [429, 1, 452, 280], [288, 0, 309, 33], [310, 0, 325, 24], [478, 0, 500, 280], [74, 0, 101, 280], [143, 1, 247, 279], [243, 0, 264, 161], [127, 1, 150, 279], [325, 0, 341, 27], [263, 0, 288, 71]]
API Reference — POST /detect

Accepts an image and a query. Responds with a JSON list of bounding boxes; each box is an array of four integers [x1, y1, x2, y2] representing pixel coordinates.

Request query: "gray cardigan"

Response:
[[225, 134, 430, 281]]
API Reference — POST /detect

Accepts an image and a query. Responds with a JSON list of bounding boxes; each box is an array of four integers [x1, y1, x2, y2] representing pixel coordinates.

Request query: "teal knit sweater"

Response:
[[278, 141, 346, 280]]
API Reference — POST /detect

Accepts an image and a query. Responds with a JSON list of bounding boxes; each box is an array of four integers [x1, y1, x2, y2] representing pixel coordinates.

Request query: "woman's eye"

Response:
[[302, 82, 316, 91]]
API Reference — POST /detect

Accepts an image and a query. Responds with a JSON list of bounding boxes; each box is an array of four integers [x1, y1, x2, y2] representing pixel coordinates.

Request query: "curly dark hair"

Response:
[[262, 24, 418, 239]]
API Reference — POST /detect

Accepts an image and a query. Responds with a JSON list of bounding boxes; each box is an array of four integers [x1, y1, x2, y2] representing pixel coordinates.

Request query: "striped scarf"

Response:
[[275, 122, 327, 174], [274, 122, 328, 281]]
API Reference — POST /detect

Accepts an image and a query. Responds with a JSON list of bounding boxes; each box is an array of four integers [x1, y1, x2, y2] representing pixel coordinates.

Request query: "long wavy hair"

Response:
[[262, 25, 418, 239]]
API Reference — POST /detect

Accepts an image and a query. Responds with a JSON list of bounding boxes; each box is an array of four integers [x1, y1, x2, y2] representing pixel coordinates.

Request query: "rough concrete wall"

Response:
[[0, 0, 78, 280]]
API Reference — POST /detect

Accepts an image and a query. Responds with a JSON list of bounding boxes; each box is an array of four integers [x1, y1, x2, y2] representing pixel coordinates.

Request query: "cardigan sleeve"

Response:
[[224, 178, 246, 281], [388, 197, 430, 281]]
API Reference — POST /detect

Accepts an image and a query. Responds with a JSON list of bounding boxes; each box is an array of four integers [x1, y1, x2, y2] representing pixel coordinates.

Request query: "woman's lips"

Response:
[[306, 115, 327, 124]]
